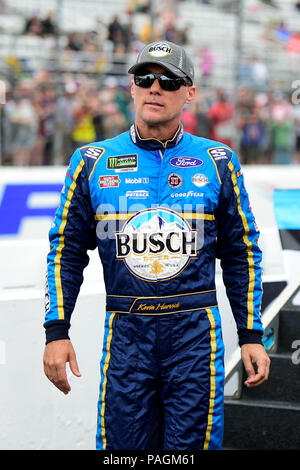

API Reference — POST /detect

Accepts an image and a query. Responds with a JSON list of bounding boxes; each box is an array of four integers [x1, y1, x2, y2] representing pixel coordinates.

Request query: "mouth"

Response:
[[144, 102, 164, 109]]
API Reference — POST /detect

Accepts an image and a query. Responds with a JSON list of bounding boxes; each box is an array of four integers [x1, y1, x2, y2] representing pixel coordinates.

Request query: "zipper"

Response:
[[156, 148, 165, 298], [157, 149, 164, 205]]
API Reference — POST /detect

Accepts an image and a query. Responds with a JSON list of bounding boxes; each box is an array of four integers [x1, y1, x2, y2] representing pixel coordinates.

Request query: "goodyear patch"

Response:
[[207, 147, 232, 161], [80, 146, 105, 160]]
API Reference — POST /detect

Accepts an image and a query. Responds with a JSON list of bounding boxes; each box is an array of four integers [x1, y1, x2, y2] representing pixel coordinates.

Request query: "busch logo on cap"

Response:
[[148, 42, 172, 57]]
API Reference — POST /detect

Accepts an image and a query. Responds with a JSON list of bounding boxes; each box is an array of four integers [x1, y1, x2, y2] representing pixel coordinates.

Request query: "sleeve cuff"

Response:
[[238, 328, 263, 346], [44, 320, 70, 345]]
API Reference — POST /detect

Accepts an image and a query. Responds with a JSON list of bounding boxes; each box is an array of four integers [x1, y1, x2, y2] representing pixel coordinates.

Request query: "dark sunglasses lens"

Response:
[[134, 74, 154, 88], [134, 73, 185, 91], [159, 75, 182, 91]]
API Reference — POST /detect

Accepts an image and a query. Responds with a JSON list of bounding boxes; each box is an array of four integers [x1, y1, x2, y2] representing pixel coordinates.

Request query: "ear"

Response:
[[131, 79, 135, 99], [185, 85, 196, 104]]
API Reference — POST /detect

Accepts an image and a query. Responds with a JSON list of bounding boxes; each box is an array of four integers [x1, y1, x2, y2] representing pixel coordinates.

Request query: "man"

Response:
[[43, 40, 270, 450]]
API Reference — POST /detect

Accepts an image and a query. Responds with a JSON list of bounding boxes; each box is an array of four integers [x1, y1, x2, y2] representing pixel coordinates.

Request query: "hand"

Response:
[[43, 339, 81, 394], [241, 343, 271, 388]]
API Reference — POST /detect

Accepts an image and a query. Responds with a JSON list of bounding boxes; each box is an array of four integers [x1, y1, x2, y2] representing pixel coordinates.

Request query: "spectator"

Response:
[[208, 89, 234, 148], [71, 101, 97, 148], [57, 82, 78, 162], [41, 11, 56, 36], [181, 104, 197, 134], [24, 13, 43, 36], [111, 43, 128, 75], [114, 79, 132, 127], [240, 107, 265, 164], [102, 101, 127, 138], [108, 16, 127, 51], [200, 45, 215, 87], [5, 88, 38, 165], [194, 93, 212, 138], [269, 118, 293, 164], [66, 33, 83, 51], [35, 84, 56, 165], [253, 92, 273, 163], [277, 21, 291, 41], [251, 56, 269, 91], [269, 91, 293, 164]]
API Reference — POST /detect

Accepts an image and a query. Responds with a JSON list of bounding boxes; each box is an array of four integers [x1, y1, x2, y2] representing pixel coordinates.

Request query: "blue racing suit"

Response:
[[44, 123, 264, 450]]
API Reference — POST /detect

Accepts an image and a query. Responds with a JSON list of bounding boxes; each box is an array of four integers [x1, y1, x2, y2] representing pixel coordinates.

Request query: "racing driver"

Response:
[[43, 40, 271, 450]]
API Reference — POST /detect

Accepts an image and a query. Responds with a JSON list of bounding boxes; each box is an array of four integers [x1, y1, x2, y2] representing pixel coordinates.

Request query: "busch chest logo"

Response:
[[115, 208, 197, 281]]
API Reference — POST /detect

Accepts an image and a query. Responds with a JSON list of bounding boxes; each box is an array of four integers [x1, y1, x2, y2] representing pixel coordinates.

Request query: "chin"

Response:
[[142, 113, 168, 127]]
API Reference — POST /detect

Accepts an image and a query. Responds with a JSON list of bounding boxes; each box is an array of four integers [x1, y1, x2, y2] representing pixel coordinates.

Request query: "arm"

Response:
[[43, 149, 97, 392], [215, 151, 270, 385]]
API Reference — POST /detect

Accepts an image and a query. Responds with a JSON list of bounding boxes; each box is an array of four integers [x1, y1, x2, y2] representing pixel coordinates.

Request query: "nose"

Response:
[[149, 77, 162, 93]]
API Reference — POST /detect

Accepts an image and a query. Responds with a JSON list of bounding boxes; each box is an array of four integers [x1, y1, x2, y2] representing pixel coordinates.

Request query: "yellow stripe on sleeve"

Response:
[[228, 161, 255, 329], [54, 159, 85, 320]]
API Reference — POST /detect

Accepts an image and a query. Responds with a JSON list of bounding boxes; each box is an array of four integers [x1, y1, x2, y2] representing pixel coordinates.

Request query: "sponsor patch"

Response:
[[192, 174, 209, 188], [126, 190, 149, 199], [171, 191, 204, 198], [148, 42, 172, 57], [207, 147, 232, 160], [170, 157, 203, 169], [168, 173, 183, 188], [98, 175, 120, 188], [80, 146, 104, 160], [115, 208, 197, 281], [107, 154, 138, 172], [125, 177, 149, 184], [237, 169, 243, 178]]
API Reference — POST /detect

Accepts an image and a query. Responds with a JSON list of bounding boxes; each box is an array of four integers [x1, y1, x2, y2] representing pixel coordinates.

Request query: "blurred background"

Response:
[[0, 0, 300, 167], [1, 0, 300, 451]]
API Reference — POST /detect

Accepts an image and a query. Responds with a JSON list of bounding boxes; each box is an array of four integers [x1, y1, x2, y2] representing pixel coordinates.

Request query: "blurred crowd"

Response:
[[2, 73, 300, 167], [1, 0, 300, 166], [182, 87, 300, 166], [1, 72, 133, 166]]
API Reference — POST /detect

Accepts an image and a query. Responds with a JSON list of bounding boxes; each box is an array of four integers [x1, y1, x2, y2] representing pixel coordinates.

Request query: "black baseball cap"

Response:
[[128, 41, 194, 84]]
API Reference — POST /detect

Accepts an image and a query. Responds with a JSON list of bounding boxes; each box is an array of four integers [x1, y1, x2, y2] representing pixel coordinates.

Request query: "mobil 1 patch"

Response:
[[207, 147, 232, 161], [107, 154, 138, 172]]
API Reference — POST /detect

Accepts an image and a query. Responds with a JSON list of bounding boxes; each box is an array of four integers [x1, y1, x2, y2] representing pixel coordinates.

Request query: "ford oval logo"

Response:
[[170, 157, 203, 168]]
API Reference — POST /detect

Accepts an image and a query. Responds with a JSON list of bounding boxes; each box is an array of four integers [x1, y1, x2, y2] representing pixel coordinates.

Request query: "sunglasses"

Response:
[[134, 73, 192, 91]]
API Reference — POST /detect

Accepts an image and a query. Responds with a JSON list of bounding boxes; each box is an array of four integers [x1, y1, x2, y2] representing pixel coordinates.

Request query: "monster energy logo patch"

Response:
[[107, 154, 138, 172]]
